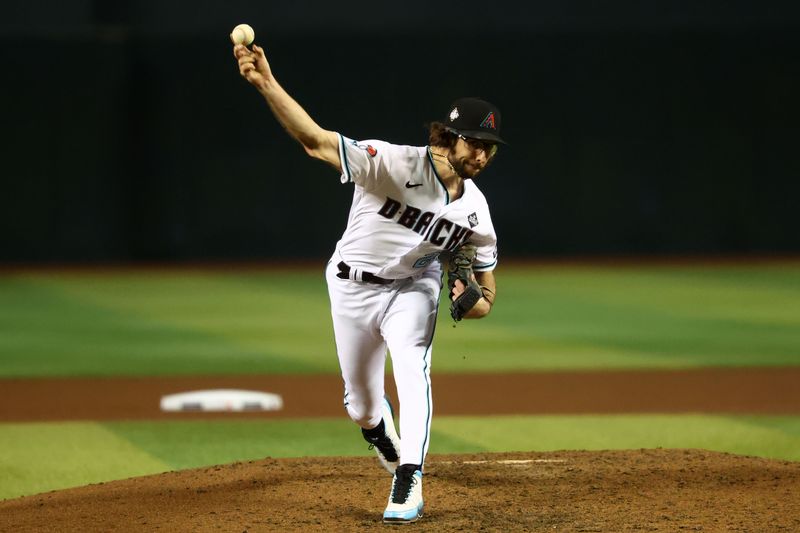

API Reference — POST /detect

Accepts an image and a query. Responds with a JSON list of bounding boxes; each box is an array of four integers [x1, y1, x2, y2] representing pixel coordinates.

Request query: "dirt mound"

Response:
[[2, 449, 798, 532]]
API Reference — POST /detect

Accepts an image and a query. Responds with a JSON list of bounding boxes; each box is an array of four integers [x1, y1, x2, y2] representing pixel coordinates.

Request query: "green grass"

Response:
[[0, 422, 170, 500], [433, 414, 800, 461], [1, 262, 799, 377], [104, 419, 366, 470], [0, 271, 334, 376], [2, 415, 799, 500], [1, 263, 799, 500], [443, 263, 800, 370]]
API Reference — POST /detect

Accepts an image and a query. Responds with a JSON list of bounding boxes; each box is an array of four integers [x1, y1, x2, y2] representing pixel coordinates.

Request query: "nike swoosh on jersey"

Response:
[[405, 181, 423, 188]]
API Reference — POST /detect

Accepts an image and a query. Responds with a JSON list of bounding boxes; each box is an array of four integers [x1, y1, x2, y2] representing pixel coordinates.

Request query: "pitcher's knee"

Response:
[[345, 401, 382, 429]]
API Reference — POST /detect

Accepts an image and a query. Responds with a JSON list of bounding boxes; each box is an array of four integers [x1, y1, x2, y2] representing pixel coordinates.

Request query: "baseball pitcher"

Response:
[[235, 41, 502, 524]]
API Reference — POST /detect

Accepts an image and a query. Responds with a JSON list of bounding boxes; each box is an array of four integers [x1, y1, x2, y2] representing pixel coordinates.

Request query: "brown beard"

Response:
[[450, 154, 483, 180]]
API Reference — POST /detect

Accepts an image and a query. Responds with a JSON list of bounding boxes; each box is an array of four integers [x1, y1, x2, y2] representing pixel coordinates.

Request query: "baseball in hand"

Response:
[[230, 23, 255, 46]]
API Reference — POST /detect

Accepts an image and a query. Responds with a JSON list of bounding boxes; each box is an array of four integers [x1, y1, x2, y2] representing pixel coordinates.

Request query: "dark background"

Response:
[[2, 1, 799, 263]]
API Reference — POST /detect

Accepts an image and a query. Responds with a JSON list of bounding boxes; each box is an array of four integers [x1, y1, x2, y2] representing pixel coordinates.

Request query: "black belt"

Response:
[[336, 261, 394, 285]]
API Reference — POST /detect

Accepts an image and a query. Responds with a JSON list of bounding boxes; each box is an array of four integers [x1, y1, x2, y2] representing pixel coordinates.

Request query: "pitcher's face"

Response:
[[449, 134, 498, 179]]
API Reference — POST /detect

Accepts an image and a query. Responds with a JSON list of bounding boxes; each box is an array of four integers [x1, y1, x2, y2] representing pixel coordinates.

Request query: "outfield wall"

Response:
[[2, 2, 799, 261]]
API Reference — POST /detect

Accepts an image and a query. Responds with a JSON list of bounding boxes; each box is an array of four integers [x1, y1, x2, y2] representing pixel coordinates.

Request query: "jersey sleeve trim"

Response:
[[473, 260, 497, 272], [338, 133, 352, 184]]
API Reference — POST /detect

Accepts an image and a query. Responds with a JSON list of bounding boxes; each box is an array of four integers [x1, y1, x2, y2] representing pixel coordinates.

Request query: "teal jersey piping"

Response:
[[338, 133, 352, 182], [426, 146, 450, 205], [418, 272, 443, 465], [474, 259, 498, 270]]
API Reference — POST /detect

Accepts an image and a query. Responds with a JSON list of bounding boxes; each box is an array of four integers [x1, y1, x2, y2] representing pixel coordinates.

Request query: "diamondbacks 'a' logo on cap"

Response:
[[449, 107, 460, 122], [468, 212, 479, 228], [480, 112, 497, 130]]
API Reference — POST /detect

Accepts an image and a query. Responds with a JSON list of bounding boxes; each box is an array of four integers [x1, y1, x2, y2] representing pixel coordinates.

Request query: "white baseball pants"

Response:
[[325, 258, 442, 468]]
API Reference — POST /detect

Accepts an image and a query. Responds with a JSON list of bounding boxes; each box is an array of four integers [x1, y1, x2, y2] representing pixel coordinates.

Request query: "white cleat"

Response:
[[383, 464, 424, 524], [362, 396, 401, 475]]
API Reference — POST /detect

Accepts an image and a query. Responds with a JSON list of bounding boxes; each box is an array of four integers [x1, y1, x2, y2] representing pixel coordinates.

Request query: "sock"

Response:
[[362, 419, 386, 439]]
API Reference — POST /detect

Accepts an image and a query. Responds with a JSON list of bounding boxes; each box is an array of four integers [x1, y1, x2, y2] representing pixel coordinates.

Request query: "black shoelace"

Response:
[[391, 466, 417, 504], [364, 433, 399, 462]]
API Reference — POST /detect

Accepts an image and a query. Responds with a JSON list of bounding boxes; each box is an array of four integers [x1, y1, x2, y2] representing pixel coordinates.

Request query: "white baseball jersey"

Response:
[[335, 134, 498, 279], [327, 133, 500, 469]]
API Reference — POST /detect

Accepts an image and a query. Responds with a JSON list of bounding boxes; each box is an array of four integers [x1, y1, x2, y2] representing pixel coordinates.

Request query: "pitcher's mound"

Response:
[[2, 449, 799, 532]]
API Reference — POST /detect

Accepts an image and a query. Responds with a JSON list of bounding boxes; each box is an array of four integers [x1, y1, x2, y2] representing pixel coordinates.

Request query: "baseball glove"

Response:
[[447, 244, 484, 321]]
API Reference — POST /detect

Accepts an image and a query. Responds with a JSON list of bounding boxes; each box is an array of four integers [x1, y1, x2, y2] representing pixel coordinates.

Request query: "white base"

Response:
[[160, 389, 283, 412]]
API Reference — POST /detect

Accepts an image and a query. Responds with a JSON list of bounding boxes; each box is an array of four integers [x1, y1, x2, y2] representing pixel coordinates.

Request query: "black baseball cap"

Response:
[[444, 97, 506, 145]]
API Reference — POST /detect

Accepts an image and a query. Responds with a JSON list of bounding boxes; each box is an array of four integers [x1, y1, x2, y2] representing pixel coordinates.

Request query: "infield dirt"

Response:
[[2, 367, 799, 421], [2, 368, 800, 531]]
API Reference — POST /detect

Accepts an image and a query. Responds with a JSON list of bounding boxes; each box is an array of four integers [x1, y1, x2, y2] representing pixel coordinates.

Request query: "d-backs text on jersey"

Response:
[[378, 197, 473, 252]]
